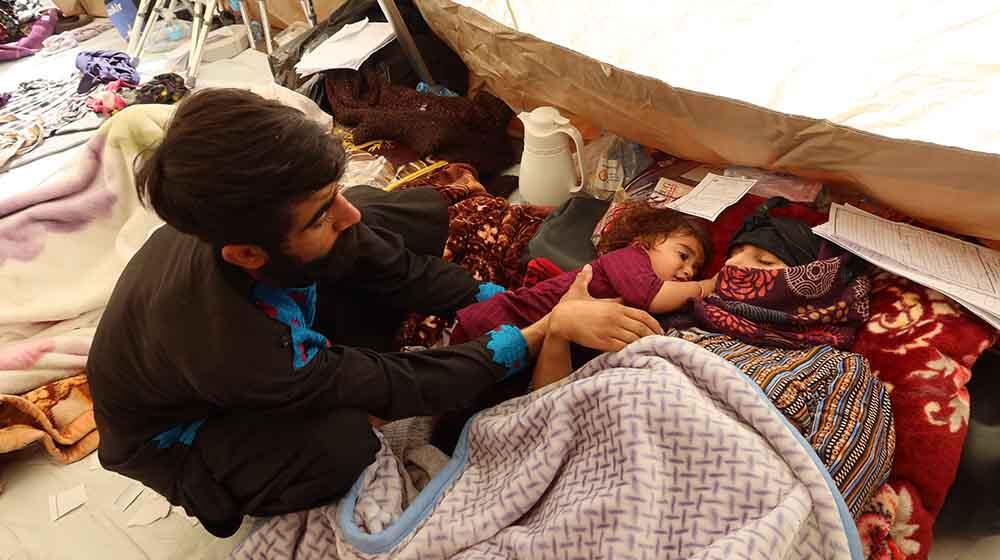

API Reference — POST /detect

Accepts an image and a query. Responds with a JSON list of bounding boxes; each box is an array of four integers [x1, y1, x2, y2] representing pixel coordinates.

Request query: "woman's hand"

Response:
[[548, 265, 663, 352]]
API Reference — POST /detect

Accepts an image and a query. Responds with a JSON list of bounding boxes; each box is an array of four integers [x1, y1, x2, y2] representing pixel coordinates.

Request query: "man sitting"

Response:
[[87, 89, 661, 536]]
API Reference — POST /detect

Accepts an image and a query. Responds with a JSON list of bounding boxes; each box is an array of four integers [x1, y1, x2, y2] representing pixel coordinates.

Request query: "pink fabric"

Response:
[[452, 245, 663, 344], [0, 9, 58, 61]]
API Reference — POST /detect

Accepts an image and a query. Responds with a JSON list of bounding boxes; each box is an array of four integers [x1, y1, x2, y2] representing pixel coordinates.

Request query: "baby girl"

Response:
[[451, 201, 715, 347]]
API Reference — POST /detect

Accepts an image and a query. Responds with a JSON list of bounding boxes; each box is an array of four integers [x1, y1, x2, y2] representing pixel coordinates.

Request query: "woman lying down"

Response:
[[448, 197, 895, 518]]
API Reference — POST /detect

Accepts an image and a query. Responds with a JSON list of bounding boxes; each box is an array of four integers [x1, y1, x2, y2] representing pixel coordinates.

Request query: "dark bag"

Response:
[[525, 196, 612, 271], [270, 0, 468, 104]]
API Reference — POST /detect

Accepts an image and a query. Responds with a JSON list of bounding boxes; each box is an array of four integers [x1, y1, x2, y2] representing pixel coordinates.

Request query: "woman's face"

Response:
[[725, 244, 788, 269], [646, 233, 705, 281]]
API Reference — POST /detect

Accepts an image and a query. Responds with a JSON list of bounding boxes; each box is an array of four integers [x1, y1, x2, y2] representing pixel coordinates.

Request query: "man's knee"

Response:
[[176, 408, 380, 530]]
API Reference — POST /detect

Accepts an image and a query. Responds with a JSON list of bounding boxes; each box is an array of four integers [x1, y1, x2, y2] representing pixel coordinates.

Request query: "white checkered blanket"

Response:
[[233, 335, 862, 559]]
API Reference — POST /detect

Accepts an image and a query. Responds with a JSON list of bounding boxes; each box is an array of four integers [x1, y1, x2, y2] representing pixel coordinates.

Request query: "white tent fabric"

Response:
[[452, 0, 1000, 155], [417, 0, 1000, 240]]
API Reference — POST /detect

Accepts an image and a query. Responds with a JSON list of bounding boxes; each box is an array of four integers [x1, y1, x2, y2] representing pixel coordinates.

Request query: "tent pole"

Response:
[[375, 0, 434, 85]]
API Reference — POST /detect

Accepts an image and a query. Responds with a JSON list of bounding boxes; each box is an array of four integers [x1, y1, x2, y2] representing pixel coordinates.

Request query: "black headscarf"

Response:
[[728, 197, 822, 267]]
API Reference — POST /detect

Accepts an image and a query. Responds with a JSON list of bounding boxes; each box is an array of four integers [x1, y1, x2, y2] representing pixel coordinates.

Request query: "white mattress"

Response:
[[0, 447, 252, 559], [0, 18, 277, 560], [456, 0, 1000, 157]]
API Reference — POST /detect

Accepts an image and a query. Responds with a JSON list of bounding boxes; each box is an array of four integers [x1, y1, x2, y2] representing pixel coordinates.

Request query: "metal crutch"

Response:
[[186, 0, 203, 71], [131, 0, 177, 65], [256, 0, 273, 55], [185, 0, 216, 87], [236, 0, 256, 51], [127, 0, 156, 55], [298, 0, 315, 26]]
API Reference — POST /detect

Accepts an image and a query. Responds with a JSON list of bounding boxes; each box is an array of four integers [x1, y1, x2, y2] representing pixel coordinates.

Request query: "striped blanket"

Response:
[[675, 328, 896, 517]]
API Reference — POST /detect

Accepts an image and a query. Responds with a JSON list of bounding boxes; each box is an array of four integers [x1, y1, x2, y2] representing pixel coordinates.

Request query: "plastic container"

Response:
[[144, 18, 191, 53]]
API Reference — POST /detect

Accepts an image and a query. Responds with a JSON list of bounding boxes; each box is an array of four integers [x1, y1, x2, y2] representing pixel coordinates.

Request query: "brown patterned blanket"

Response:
[[0, 373, 97, 486], [396, 163, 550, 347]]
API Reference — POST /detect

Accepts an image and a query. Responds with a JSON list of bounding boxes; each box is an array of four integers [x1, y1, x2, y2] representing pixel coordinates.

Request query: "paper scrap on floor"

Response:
[[814, 203, 1000, 329], [172, 505, 200, 526], [127, 494, 172, 527], [114, 482, 144, 512], [295, 18, 395, 76], [667, 172, 756, 221], [49, 484, 87, 521]]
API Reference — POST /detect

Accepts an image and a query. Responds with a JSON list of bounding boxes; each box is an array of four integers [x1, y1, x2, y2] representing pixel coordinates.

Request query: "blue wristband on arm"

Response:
[[475, 282, 506, 302], [485, 324, 527, 380]]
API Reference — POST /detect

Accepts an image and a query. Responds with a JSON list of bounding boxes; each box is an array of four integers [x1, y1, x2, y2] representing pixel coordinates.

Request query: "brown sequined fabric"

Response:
[[325, 71, 516, 176], [395, 164, 550, 348]]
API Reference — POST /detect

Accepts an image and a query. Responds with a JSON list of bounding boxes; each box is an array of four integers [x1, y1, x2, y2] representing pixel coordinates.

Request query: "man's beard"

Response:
[[256, 228, 360, 288], [257, 248, 331, 288]]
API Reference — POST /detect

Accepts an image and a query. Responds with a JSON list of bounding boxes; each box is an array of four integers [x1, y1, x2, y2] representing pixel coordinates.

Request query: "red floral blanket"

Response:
[[852, 273, 997, 559]]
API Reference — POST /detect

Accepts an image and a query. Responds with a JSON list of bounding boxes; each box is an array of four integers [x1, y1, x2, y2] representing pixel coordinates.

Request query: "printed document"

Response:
[[668, 173, 756, 221], [814, 204, 1000, 329]]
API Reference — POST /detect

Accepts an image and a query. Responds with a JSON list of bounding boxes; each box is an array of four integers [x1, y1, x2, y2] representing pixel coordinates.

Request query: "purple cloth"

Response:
[[452, 245, 664, 343], [0, 9, 57, 62], [0, 92, 9, 108], [75, 50, 140, 93]]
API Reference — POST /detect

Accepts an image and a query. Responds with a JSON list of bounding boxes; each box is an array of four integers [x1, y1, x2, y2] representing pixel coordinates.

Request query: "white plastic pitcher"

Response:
[[517, 107, 585, 206]]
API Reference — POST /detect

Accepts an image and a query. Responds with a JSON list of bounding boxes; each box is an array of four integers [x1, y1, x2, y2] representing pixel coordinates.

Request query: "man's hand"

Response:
[[549, 264, 663, 352]]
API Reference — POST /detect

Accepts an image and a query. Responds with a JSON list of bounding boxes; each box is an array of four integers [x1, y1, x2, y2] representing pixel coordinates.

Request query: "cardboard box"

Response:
[[53, 0, 109, 17], [50, 0, 85, 17], [243, 0, 346, 30], [80, 0, 109, 18]]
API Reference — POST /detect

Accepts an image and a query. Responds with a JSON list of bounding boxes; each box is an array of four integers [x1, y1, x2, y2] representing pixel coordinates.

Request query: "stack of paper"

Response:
[[814, 203, 1000, 329], [295, 18, 396, 77], [667, 173, 757, 221]]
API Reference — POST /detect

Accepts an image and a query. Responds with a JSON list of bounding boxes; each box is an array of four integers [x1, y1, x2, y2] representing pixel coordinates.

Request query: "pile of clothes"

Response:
[[81, 61, 189, 117], [270, 0, 518, 178], [1, 47, 188, 168], [0, 1, 194, 169]]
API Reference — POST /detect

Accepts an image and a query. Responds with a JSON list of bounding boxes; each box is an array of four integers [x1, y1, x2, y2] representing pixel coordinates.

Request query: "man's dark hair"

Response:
[[136, 88, 346, 248]]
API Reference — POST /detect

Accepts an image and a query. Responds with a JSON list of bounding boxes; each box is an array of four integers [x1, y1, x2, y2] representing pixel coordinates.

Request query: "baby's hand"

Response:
[[560, 264, 594, 303], [699, 275, 718, 298]]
